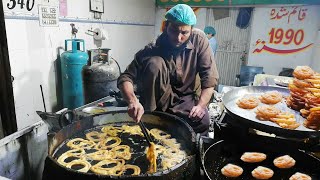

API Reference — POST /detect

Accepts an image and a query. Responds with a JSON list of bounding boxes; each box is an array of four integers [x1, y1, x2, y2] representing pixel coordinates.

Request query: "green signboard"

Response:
[[156, 0, 320, 7], [156, 0, 228, 6]]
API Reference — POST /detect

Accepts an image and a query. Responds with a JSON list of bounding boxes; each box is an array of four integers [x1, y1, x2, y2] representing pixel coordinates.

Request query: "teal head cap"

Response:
[[204, 26, 216, 36], [165, 4, 197, 26]]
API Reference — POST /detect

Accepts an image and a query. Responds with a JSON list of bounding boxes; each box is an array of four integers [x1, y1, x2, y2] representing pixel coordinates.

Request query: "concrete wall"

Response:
[[3, 0, 156, 130]]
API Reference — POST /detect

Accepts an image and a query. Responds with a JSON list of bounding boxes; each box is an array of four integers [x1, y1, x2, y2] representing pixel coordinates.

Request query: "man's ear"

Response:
[[165, 21, 169, 28], [163, 21, 169, 33]]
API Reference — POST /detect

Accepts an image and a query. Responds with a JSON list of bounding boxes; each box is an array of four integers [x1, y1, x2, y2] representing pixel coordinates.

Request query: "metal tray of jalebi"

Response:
[[223, 86, 320, 138]]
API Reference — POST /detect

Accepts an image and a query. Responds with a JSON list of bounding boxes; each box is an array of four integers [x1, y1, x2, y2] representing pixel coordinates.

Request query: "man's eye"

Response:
[[171, 30, 179, 34]]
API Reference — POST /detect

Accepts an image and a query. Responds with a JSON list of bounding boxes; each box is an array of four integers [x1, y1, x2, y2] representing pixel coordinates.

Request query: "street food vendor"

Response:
[[117, 4, 219, 136]]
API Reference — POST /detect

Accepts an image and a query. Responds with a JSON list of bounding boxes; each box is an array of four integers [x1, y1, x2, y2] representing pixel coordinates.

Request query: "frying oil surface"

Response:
[[53, 123, 187, 175]]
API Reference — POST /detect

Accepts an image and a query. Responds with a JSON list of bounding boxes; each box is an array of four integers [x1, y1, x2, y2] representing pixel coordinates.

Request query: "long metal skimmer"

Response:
[[138, 121, 152, 146]]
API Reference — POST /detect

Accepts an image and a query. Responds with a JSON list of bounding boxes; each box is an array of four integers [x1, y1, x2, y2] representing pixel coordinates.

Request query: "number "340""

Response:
[[7, 0, 35, 11]]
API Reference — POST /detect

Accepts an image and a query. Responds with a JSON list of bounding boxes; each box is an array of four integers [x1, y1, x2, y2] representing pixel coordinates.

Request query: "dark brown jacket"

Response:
[[118, 28, 219, 97]]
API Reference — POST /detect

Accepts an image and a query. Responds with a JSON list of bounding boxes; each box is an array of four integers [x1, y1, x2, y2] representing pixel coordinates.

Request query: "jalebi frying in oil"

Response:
[[221, 164, 243, 178], [289, 172, 312, 180], [273, 155, 296, 169], [240, 152, 267, 163], [251, 166, 274, 180], [56, 125, 187, 175]]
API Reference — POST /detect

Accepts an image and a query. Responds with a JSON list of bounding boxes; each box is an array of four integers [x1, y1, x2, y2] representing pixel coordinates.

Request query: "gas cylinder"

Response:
[[60, 39, 88, 109], [82, 48, 121, 104]]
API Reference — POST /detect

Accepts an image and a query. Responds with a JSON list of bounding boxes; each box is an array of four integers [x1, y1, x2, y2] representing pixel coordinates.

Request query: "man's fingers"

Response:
[[194, 112, 204, 122], [127, 102, 144, 123], [193, 108, 201, 117], [190, 106, 206, 122], [189, 108, 194, 117], [128, 107, 133, 117], [189, 107, 197, 118], [133, 106, 138, 119], [128, 106, 138, 122], [199, 111, 205, 119], [136, 108, 144, 122]]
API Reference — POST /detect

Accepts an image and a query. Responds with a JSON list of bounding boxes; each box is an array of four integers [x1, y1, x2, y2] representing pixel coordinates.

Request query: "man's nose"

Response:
[[177, 33, 183, 42]]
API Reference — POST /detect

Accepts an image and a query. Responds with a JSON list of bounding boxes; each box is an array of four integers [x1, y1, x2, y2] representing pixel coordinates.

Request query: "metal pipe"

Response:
[[40, 85, 46, 112]]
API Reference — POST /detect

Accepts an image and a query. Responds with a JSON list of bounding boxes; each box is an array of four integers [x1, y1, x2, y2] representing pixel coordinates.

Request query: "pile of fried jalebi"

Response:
[[237, 91, 283, 110], [287, 66, 319, 111], [255, 105, 281, 121], [286, 66, 320, 130], [236, 92, 301, 129], [237, 96, 260, 109], [270, 112, 300, 130], [259, 91, 283, 105], [56, 125, 186, 175], [255, 106, 300, 130], [304, 107, 320, 130]]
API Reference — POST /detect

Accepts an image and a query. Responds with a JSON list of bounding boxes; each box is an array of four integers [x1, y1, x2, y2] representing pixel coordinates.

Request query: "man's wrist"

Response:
[[197, 101, 207, 109], [128, 96, 138, 104]]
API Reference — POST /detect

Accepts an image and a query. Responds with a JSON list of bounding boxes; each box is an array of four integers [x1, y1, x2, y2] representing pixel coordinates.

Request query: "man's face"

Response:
[[206, 33, 213, 39], [166, 22, 192, 48]]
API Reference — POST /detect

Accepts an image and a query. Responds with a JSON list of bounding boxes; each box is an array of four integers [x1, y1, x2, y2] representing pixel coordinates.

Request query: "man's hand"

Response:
[[189, 87, 214, 122], [119, 81, 144, 122], [189, 105, 206, 122], [128, 100, 144, 123]]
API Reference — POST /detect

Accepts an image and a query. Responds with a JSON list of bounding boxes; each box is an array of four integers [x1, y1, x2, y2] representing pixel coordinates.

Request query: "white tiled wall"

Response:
[[4, 0, 156, 130]]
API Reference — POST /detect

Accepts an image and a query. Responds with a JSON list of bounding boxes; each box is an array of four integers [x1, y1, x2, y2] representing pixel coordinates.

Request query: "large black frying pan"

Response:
[[202, 139, 320, 180], [223, 86, 320, 139], [42, 111, 197, 180]]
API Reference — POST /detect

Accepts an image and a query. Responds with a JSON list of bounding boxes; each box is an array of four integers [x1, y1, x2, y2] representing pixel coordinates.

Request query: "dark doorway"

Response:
[[0, 2, 17, 137]]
